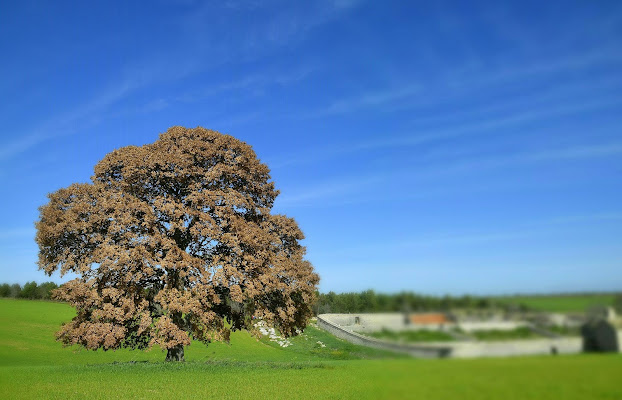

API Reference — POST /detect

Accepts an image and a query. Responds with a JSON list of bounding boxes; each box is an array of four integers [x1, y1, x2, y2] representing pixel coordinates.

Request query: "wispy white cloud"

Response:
[[176, 67, 316, 105], [271, 92, 622, 170], [397, 75, 622, 129], [440, 142, 622, 176], [321, 210, 622, 259], [181, 0, 362, 62], [395, 230, 536, 249], [267, 48, 622, 171], [136, 98, 169, 114], [209, 111, 263, 131], [528, 212, 622, 226], [392, 95, 619, 150], [260, 0, 363, 46], [321, 228, 545, 260], [2, 0, 337, 163], [0, 80, 135, 162], [274, 141, 622, 209], [275, 175, 380, 207], [310, 84, 421, 117], [524, 143, 622, 162], [301, 45, 622, 119], [331, 0, 361, 10], [0, 53, 203, 162], [474, 49, 622, 87], [480, 1, 622, 57], [0, 135, 50, 162], [410, 141, 622, 187]]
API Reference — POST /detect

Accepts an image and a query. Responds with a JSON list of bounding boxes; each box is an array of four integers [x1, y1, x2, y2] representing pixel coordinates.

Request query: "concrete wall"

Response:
[[459, 321, 526, 332], [330, 313, 408, 332], [317, 314, 586, 359], [449, 338, 582, 358], [320, 313, 526, 333], [317, 314, 452, 358], [322, 313, 453, 333]]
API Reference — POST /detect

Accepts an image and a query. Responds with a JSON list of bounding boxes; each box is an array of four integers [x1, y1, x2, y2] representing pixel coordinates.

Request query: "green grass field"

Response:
[[494, 293, 617, 313], [365, 328, 455, 342], [470, 327, 540, 341], [1, 299, 621, 399]]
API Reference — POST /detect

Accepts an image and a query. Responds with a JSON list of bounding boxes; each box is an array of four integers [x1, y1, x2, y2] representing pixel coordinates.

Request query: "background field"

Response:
[[494, 293, 617, 313], [1, 298, 621, 399]]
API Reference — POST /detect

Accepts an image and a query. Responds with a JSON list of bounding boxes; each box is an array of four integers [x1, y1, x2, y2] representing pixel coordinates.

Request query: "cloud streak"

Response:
[[275, 141, 622, 209], [0, 81, 133, 161], [175, 67, 316, 105], [321, 210, 622, 259], [275, 175, 380, 207], [301, 45, 622, 119], [271, 91, 622, 170], [0, 53, 204, 162]]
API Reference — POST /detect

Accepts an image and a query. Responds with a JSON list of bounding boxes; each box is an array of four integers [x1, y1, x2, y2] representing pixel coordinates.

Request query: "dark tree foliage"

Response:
[[20, 282, 39, 299], [614, 294, 622, 314], [314, 290, 506, 314], [0, 282, 58, 299], [0, 284, 11, 297]]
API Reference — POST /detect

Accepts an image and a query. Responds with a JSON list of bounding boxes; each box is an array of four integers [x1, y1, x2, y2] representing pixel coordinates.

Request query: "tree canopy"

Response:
[[36, 126, 319, 361]]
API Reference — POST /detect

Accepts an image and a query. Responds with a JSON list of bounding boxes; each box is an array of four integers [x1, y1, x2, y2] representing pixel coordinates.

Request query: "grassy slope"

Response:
[[1, 299, 621, 399], [0, 299, 399, 366], [494, 294, 616, 312]]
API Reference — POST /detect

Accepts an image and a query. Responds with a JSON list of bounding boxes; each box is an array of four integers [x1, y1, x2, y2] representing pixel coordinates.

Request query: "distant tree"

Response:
[[324, 291, 337, 313], [312, 290, 500, 314], [9, 284, 21, 298], [613, 294, 622, 314], [439, 295, 452, 310], [312, 290, 321, 315], [20, 281, 38, 299], [359, 289, 378, 312], [375, 293, 389, 312], [476, 298, 491, 309], [36, 126, 319, 361], [37, 282, 58, 300], [0, 284, 10, 297], [461, 295, 474, 309]]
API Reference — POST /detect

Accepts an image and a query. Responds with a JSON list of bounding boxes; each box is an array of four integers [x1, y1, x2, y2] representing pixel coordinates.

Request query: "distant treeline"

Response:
[[3, 282, 619, 314], [313, 290, 520, 314], [0, 282, 58, 300]]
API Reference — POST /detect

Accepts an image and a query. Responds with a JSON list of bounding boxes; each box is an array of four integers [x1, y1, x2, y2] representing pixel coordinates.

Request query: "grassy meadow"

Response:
[[366, 328, 456, 342], [1, 298, 621, 399]]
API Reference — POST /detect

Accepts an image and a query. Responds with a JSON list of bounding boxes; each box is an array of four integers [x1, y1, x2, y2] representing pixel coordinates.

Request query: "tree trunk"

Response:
[[165, 344, 185, 362]]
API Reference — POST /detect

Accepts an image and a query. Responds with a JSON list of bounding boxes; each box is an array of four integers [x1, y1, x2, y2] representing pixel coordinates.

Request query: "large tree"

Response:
[[36, 126, 319, 361]]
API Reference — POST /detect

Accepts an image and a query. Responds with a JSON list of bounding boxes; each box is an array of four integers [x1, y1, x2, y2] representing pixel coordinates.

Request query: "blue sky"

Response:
[[1, 0, 621, 295]]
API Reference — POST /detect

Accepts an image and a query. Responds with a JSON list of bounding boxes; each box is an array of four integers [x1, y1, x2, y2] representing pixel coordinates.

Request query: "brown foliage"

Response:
[[36, 126, 319, 357]]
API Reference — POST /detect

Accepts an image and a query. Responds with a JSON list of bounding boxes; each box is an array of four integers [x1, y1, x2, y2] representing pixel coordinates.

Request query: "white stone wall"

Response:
[[320, 313, 527, 333], [317, 313, 595, 359], [449, 338, 582, 358], [458, 321, 526, 332], [316, 314, 452, 358]]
